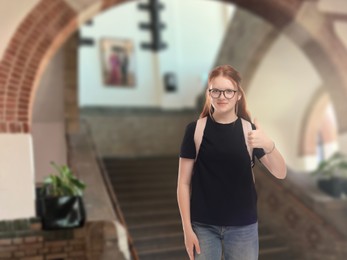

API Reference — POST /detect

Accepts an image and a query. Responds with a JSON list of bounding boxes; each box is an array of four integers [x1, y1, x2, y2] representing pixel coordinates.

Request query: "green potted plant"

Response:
[[38, 162, 87, 230], [311, 152, 347, 198]]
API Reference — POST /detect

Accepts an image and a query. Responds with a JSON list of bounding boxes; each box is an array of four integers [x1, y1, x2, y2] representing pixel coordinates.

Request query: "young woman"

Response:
[[177, 65, 286, 260]]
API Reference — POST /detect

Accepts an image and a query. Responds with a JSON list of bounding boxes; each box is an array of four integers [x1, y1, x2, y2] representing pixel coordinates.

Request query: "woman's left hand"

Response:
[[247, 118, 274, 153]]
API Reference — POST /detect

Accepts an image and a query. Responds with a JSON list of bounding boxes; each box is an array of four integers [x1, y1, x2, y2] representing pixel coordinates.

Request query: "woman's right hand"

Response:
[[184, 228, 201, 260]]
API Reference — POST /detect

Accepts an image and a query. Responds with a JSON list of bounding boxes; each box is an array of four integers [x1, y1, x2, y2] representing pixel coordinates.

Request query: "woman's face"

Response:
[[209, 76, 241, 115]]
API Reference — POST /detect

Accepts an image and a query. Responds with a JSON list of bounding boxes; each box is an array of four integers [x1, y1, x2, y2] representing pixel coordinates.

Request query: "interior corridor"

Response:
[[1, 0, 347, 259]]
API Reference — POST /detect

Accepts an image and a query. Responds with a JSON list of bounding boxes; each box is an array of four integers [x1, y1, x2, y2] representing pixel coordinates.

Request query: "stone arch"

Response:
[[219, 0, 347, 135], [299, 87, 338, 160], [1, 0, 347, 136], [298, 87, 338, 170], [299, 88, 330, 156]]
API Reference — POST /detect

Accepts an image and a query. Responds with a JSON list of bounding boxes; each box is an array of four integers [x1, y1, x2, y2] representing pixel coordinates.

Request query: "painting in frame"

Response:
[[100, 38, 135, 87]]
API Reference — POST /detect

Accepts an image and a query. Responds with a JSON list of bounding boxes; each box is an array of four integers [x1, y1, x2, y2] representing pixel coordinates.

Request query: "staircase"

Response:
[[103, 157, 296, 260]]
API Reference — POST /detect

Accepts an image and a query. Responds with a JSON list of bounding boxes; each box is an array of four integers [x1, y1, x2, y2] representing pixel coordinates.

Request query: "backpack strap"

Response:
[[241, 118, 256, 183], [194, 117, 207, 161], [241, 118, 254, 167]]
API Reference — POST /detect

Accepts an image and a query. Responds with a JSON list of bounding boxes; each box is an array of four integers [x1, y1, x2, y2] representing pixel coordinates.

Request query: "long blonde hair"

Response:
[[200, 65, 251, 122]]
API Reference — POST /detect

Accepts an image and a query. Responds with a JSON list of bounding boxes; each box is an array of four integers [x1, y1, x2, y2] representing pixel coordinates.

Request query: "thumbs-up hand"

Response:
[[247, 118, 274, 153]]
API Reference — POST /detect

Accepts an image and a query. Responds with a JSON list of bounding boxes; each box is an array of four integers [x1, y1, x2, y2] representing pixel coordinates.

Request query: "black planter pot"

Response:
[[318, 177, 347, 198], [39, 196, 86, 230]]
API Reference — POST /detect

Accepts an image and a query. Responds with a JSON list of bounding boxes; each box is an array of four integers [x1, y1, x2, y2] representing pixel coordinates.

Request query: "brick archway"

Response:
[[1, 0, 347, 133], [0, 0, 128, 133]]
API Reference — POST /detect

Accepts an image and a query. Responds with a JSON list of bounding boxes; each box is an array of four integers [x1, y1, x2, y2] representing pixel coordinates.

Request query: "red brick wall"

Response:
[[0, 218, 122, 260], [0, 218, 89, 260], [0, 0, 76, 133]]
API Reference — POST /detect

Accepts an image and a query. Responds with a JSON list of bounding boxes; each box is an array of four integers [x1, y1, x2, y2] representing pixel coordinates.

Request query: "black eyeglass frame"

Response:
[[208, 88, 238, 99]]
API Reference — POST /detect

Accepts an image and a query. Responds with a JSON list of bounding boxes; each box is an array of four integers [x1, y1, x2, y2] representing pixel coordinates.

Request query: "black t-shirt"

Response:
[[180, 116, 265, 226]]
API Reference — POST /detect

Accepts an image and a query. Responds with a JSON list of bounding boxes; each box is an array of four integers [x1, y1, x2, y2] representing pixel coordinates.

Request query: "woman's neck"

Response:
[[212, 112, 238, 124]]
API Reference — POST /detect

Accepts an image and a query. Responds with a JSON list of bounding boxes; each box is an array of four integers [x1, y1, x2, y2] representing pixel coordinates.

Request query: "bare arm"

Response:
[[177, 157, 200, 259], [248, 119, 287, 179], [259, 146, 287, 179], [177, 157, 195, 232]]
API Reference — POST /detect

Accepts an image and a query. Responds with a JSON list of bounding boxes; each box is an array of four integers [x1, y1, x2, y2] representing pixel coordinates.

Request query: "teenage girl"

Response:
[[177, 65, 286, 260]]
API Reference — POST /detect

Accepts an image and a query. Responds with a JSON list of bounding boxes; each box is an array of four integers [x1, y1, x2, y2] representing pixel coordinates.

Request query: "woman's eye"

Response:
[[225, 89, 233, 94]]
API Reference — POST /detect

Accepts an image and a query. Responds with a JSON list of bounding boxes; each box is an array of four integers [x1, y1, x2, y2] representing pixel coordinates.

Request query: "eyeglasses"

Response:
[[209, 88, 237, 99]]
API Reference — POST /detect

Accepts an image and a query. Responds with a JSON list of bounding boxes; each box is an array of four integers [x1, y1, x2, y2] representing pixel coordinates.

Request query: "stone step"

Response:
[[129, 220, 183, 239], [120, 199, 178, 215], [106, 165, 178, 172], [125, 209, 181, 226], [112, 181, 177, 193], [116, 189, 176, 202], [104, 159, 178, 170], [109, 170, 176, 177], [104, 156, 178, 162], [138, 246, 186, 260], [134, 232, 183, 253], [124, 207, 179, 217], [109, 164, 178, 169], [109, 172, 177, 183]]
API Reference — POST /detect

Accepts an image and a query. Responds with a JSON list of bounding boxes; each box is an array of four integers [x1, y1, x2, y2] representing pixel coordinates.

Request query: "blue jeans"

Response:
[[192, 221, 259, 260]]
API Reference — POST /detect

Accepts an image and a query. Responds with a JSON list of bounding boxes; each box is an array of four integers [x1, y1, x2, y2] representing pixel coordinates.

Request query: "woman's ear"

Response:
[[238, 94, 242, 101]]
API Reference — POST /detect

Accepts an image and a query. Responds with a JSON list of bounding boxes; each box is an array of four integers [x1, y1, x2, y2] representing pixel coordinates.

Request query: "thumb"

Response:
[[253, 117, 261, 130]]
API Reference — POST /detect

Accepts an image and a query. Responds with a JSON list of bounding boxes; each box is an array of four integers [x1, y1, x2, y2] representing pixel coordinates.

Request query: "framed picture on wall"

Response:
[[100, 38, 135, 87]]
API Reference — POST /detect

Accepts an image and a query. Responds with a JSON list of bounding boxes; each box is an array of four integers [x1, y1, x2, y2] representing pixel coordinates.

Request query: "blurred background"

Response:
[[1, 0, 347, 259]]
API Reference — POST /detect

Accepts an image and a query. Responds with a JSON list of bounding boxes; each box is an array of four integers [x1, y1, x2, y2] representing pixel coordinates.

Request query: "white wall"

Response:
[[79, 0, 234, 109], [0, 134, 35, 220], [247, 34, 322, 172]]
